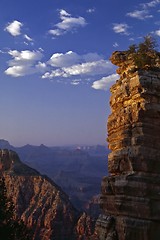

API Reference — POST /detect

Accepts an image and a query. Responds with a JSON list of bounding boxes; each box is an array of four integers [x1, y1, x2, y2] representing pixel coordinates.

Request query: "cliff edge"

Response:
[[96, 39, 160, 240], [0, 149, 79, 240]]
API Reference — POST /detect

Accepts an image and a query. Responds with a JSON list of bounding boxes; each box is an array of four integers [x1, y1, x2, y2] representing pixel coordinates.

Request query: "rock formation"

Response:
[[76, 212, 96, 240], [0, 149, 97, 240], [96, 47, 160, 239], [0, 149, 79, 240]]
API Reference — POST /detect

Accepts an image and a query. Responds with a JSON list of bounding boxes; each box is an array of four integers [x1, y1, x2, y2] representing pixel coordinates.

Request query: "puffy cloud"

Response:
[[49, 9, 87, 36], [42, 51, 115, 85], [35, 62, 48, 72], [56, 17, 86, 31], [92, 74, 119, 91], [5, 49, 47, 77], [8, 50, 43, 62], [42, 57, 114, 80], [48, 51, 81, 67], [5, 65, 34, 77], [113, 23, 130, 35], [42, 69, 67, 79], [62, 60, 113, 76], [5, 48, 115, 89], [60, 9, 71, 18], [126, 9, 153, 19], [47, 51, 102, 68], [5, 20, 23, 36]]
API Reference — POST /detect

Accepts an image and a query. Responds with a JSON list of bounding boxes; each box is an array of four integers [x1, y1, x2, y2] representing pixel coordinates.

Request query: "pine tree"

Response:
[[127, 35, 159, 70]]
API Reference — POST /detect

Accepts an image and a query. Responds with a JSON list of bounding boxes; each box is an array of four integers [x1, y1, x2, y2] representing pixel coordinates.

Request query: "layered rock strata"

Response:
[[0, 149, 97, 239], [96, 51, 160, 240], [0, 149, 78, 240]]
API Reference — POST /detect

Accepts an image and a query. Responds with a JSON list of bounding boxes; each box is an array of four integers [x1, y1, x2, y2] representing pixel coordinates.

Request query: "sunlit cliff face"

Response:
[[96, 49, 160, 240]]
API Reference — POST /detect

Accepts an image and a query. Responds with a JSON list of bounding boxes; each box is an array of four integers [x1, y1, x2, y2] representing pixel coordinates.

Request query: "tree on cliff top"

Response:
[[127, 36, 159, 69], [0, 177, 31, 240]]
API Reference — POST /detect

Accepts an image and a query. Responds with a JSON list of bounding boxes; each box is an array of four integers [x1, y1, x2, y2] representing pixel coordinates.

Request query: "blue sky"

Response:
[[0, 0, 160, 146]]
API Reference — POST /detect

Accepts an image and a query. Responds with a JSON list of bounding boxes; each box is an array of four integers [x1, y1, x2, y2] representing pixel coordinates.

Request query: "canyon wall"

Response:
[[96, 50, 160, 240], [0, 149, 79, 240], [0, 149, 96, 240]]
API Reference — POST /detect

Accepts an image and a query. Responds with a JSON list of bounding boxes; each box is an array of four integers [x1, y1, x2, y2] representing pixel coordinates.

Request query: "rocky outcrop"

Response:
[[96, 50, 160, 240], [0, 149, 98, 239], [0, 149, 79, 240], [76, 212, 96, 240]]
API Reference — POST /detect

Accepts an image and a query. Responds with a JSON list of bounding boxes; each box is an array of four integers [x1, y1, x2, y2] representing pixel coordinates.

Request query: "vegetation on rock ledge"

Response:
[[127, 36, 160, 70]]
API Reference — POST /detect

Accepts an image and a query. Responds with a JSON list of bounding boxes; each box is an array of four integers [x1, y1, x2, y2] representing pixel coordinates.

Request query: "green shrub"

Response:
[[127, 36, 158, 69]]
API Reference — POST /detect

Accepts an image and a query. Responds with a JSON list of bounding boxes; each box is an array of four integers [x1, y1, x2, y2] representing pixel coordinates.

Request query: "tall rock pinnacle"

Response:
[[96, 47, 160, 239]]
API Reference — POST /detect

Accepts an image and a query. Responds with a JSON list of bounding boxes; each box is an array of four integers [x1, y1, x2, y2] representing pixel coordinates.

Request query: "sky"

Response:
[[0, 0, 160, 146]]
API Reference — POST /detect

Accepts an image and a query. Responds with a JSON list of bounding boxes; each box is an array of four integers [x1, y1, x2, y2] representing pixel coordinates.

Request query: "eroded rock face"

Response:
[[96, 51, 160, 240], [0, 149, 78, 240], [76, 212, 96, 240], [0, 149, 97, 239]]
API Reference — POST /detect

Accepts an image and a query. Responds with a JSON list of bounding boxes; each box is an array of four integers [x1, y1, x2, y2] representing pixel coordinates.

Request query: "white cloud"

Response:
[[141, 0, 160, 8], [125, 0, 160, 25], [48, 51, 102, 68], [5, 20, 34, 46], [8, 50, 43, 62], [126, 9, 153, 19], [35, 62, 47, 72], [113, 42, 119, 48], [5, 20, 23, 36], [5, 65, 34, 77], [62, 60, 113, 76], [155, 29, 160, 36], [48, 51, 81, 67], [24, 34, 33, 42], [113, 23, 130, 35], [5, 48, 115, 88], [49, 9, 87, 36], [49, 29, 63, 36], [42, 58, 114, 79], [42, 51, 115, 86], [87, 8, 95, 13], [71, 80, 80, 85], [60, 9, 71, 18], [92, 73, 118, 91], [5, 49, 47, 77], [42, 69, 67, 79]]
